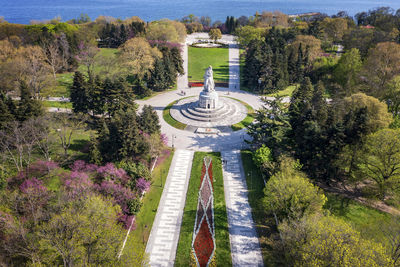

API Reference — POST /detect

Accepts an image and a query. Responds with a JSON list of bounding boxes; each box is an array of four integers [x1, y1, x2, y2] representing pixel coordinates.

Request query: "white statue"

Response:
[[203, 65, 215, 92]]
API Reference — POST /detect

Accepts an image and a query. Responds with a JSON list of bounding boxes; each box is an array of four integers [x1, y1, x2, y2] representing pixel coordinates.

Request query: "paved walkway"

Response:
[[221, 150, 264, 267], [145, 149, 194, 267]]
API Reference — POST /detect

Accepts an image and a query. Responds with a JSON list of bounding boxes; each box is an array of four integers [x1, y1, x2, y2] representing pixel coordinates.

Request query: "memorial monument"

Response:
[[199, 66, 219, 109], [169, 65, 248, 131]]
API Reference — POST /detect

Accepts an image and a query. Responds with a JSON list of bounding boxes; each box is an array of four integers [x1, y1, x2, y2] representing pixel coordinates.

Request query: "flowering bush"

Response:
[[160, 133, 168, 146], [70, 160, 98, 173], [64, 171, 94, 199], [118, 214, 136, 230], [97, 163, 129, 185], [20, 178, 47, 195], [8, 161, 59, 188], [95, 180, 136, 215], [136, 178, 151, 194]]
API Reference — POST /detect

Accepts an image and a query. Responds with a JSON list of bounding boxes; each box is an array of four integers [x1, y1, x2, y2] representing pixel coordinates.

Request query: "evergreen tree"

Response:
[[102, 77, 118, 116], [0, 92, 14, 130], [147, 58, 167, 92], [139, 105, 160, 134], [119, 24, 127, 45], [288, 49, 297, 83], [70, 71, 88, 113], [311, 81, 328, 125], [87, 75, 104, 116], [6, 95, 17, 117], [17, 81, 43, 121], [295, 43, 304, 82], [116, 109, 149, 160], [171, 47, 184, 75]]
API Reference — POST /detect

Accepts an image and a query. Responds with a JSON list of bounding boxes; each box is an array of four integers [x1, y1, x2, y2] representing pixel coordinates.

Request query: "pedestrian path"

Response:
[[221, 150, 264, 267], [145, 149, 194, 267], [229, 44, 240, 91]]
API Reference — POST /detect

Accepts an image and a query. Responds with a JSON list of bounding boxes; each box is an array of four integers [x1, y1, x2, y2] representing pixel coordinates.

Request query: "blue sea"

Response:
[[1, 0, 400, 24]]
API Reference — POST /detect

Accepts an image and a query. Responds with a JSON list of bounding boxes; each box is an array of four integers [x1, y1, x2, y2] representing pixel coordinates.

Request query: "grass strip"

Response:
[[240, 150, 270, 264], [226, 97, 255, 131], [43, 101, 73, 109], [163, 100, 187, 130], [175, 152, 232, 266], [130, 150, 174, 245]]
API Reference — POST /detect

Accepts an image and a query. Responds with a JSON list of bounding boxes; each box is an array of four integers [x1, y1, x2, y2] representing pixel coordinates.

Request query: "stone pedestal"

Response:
[[199, 91, 219, 109]]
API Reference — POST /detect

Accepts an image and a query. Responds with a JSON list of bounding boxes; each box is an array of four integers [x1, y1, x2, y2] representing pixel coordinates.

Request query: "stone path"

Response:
[[229, 44, 240, 91], [221, 150, 264, 267], [145, 149, 194, 267]]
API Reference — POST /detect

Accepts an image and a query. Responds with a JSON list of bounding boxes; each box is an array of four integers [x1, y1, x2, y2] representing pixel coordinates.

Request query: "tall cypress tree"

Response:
[[139, 105, 160, 134], [295, 43, 304, 82], [148, 58, 167, 92], [17, 81, 43, 121], [70, 71, 88, 113], [0, 92, 14, 130], [87, 75, 104, 116]]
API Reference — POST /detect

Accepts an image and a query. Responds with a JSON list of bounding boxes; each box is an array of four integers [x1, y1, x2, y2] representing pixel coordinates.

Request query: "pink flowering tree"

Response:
[[96, 163, 130, 186], [136, 178, 150, 194], [19, 178, 49, 225], [64, 171, 94, 199]]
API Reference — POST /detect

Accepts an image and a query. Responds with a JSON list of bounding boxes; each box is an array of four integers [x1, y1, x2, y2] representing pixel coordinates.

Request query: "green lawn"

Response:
[[130, 150, 174, 245], [163, 100, 187, 130], [43, 101, 73, 109], [188, 46, 229, 82], [175, 152, 231, 266], [43, 48, 119, 98], [241, 150, 272, 265], [265, 84, 298, 98], [228, 97, 255, 131], [324, 193, 394, 246]]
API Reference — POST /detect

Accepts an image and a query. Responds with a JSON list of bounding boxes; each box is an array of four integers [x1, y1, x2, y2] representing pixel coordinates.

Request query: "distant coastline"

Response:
[[1, 0, 400, 24]]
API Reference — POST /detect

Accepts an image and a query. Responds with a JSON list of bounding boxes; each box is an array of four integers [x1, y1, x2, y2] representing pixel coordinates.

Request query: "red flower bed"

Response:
[[192, 157, 215, 266], [189, 82, 204, 87]]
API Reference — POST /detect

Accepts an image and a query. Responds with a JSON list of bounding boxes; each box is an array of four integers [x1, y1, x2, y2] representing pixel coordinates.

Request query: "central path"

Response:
[[145, 149, 194, 267], [221, 150, 264, 267]]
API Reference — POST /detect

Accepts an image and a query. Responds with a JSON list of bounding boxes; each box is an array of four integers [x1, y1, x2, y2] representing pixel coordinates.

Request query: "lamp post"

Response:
[[171, 134, 176, 148], [258, 78, 262, 94]]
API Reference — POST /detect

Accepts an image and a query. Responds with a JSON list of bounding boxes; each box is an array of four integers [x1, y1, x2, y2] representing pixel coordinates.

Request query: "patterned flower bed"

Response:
[[191, 157, 216, 267]]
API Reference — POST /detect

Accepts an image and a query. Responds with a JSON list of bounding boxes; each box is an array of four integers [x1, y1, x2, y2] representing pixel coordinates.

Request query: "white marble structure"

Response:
[[199, 66, 219, 109]]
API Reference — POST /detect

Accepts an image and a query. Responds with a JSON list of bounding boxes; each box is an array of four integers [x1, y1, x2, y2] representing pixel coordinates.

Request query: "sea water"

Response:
[[1, 0, 400, 24]]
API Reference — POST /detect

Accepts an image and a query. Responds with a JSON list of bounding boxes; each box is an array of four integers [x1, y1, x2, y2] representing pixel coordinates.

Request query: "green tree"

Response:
[[17, 81, 43, 121], [247, 97, 290, 157], [358, 128, 400, 200], [252, 145, 273, 170], [209, 28, 222, 42], [279, 214, 393, 266], [40, 196, 140, 266], [235, 26, 265, 47], [0, 92, 14, 130], [333, 48, 362, 96], [263, 158, 327, 222], [343, 93, 392, 134], [139, 105, 160, 134], [70, 71, 88, 113], [363, 42, 400, 98]]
